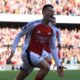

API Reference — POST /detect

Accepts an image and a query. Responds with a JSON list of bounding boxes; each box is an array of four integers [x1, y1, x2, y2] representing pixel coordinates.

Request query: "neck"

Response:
[[42, 18, 49, 26]]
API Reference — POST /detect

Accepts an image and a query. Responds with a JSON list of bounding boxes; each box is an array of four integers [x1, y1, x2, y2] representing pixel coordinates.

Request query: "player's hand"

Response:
[[6, 51, 14, 64], [57, 43, 61, 50], [6, 58, 12, 64], [57, 66, 64, 78]]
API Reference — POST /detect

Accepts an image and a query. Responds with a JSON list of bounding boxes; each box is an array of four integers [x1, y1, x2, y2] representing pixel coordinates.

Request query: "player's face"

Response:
[[43, 7, 54, 22]]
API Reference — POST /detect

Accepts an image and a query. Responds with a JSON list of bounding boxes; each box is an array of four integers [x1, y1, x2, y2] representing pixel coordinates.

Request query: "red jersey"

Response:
[[44, 42, 50, 53], [29, 24, 53, 55], [44, 25, 61, 56]]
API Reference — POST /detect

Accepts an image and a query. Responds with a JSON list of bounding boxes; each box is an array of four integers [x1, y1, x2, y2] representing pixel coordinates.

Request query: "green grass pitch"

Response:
[[0, 70, 80, 80]]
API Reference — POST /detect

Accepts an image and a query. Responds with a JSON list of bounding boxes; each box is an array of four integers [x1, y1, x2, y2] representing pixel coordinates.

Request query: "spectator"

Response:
[[0, 0, 80, 15]]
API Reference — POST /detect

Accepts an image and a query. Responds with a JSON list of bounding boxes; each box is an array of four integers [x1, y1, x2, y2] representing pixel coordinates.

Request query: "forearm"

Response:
[[51, 48, 61, 67], [12, 32, 23, 52], [7, 51, 14, 64], [8, 51, 14, 60]]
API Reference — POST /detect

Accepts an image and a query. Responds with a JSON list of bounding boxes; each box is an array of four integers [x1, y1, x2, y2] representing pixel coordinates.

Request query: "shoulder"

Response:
[[55, 27, 60, 32], [27, 19, 42, 26], [21, 19, 42, 30]]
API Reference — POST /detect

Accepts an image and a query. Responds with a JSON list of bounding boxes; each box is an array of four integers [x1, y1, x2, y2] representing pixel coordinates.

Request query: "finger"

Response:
[[6, 61, 12, 64], [63, 66, 67, 69]]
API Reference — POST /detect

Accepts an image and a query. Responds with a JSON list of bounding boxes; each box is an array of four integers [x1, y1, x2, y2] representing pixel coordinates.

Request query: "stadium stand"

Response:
[[0, 0, 80, 15]]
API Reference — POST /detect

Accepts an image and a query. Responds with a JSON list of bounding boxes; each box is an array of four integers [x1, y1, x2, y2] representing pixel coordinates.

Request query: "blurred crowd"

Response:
[[0, 0, 80, 15], [60, 29, 80, 64], [0, 27, 80, 65], [0, 28, 23, 65]]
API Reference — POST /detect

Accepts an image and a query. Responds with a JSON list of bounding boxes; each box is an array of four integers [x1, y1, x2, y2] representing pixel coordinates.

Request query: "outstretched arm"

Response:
[[7, 29, 27, 64]]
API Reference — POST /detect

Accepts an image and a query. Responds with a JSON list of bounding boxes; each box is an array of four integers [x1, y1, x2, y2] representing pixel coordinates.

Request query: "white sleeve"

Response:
[[58, 29, 61, 44], [12, 30, 25, 52], [12, 21, 36, 52], [50, 33, 61, 67], [56, 28, 61, 44]]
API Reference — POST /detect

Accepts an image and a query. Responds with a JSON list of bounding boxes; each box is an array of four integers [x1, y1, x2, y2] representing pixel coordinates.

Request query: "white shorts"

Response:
[[42, 50, 52, 59], [21, 50, 44, 73]]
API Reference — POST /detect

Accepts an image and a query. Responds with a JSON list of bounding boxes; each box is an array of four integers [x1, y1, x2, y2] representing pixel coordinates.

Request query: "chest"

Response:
[[32, 24, 53, 38]]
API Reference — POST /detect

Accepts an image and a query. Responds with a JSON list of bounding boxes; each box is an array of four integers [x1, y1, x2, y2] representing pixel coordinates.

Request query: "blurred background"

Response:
[[0, 0, 80, 70]]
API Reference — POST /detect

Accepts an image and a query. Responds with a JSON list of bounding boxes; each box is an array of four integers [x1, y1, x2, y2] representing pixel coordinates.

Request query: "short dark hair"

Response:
[[42, 4, 53, 11]]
